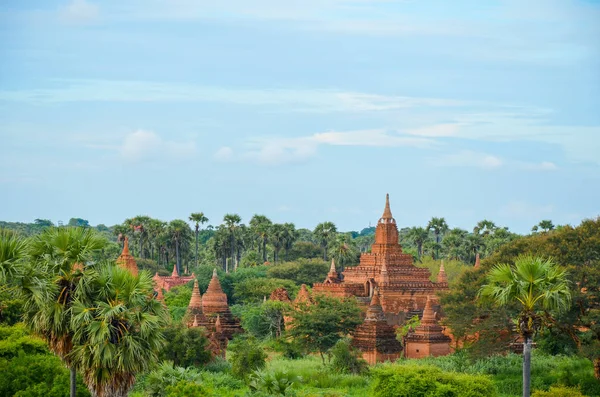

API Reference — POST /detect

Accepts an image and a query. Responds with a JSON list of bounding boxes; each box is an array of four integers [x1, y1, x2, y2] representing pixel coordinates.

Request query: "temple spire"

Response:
[[381, 193, 393, 220], [171, 264, 179, 278], [474, 253, 481, 269], [365, 288, 385, 321], [122, 236, 130, 255], [192, 315, 198, 327], [437, 260, 448, 284], [188, 279, 202, 309], [421, 296, 436, 325], [329, 258, 336, 274]]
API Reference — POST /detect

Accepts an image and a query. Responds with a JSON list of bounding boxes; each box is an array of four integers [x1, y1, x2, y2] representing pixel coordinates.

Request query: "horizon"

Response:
[[2, 0, 599, 235]]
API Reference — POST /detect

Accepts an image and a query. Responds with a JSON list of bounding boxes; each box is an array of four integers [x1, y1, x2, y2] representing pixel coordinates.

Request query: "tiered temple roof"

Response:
[[185, 279, 206, 327], [323, 259, 341, 284], [404, 295, 451, 358], [116, 237, 139, 276], [201, 269, 240, 339], [313, 194, 448, 324], [352, 289, 402, 364], [152, 264, 195, 292]]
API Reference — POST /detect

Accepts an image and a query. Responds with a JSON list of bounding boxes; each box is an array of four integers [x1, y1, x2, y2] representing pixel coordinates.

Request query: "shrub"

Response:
[[531, 386, 586, 397], [249, 370, 303, 395], [228, 336, 268, 379], [159, 324, 212, 367], [329, 338, 368, 375], [371, 364, 497, 397], [204, 356, 232, 373]]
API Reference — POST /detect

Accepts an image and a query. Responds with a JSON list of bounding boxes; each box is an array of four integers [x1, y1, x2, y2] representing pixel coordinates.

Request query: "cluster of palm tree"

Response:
[[1, 227, 169, 397], [404, 218, 519, 263]]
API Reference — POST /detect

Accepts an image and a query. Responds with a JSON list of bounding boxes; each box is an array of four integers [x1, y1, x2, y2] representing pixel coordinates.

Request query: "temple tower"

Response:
[[352, 289, 402, 364], [202, 269, 240, 339], [185, 279, 206, 327], [116, 237, 139, 276], [404, 296, 451, 358], [437, 260, 448, 284]]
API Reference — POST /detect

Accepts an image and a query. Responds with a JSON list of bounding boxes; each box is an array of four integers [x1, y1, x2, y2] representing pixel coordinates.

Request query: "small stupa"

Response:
[[116, 237, 139, 276], [437, 260, 448, 284], [404, 295, 451, 358], [202, 268, 240, 339]]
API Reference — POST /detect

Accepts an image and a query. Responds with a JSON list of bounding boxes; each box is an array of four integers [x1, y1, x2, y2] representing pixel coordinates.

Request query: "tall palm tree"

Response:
[[249, 215, 272, 263], [314, 222, 337, 261], [406, 226, 429, 261], [282, 223, 298, 262], [189, 212, 209, 269], [71, 263, 170, 397], [25, 227, 107, 397], [480, 256, 571, 397], [167, 220, 192, 275], [269, 224, 286, 263], [329, 234, 357, 270], [427, 217, 448, 259], [473, 219, 497, 237], [538, 220, 555, 233], [223, 214, 242, 272]]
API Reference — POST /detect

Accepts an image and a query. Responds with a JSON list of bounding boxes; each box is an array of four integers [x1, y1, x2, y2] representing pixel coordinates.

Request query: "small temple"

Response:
[[352, 289, 403, 364], [404, 295, 451, 358], [153, 263, 195, 293], [116, 237, 139, 276], [313, 194, 449, 326], [474, 253, 481, 269]]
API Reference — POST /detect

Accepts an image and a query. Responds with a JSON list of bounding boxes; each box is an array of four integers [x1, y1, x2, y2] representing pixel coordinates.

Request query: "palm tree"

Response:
[[427, 217, 448, 259], [189, 212, 209, 269], [314, 222, 337, 261], [24, 227, 107, 397], [473, 219, 497, 237], [167, 220, 192, 275], [250, 215, 272, 263], [329, 234, 357, 270], [406, 227, 429, 261], [223, 214, 242, 272], [480, 256, 571, 397], [269, 224, 286, 263], [282, 223, 298, 261], [538, 220, 555, 233], [71, 263, 170, 397]]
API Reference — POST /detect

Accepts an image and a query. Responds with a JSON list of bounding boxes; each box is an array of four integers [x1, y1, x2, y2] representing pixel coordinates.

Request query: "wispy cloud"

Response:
[[60, 0, 99, 24], [214, 146, 234, 162], [432, 150, 559, 171], [120, 130, 196, 163]]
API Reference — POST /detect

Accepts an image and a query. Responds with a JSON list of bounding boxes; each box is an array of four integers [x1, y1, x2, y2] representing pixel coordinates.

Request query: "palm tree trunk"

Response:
[[195, 226, 199, 268], [230, 233, 235, 273], [523, 335, 532, 397], [70, 366, 76, 397], [262, 237, 267, 262], [175, 238, 181, 275], [594, 357, 600, 379]]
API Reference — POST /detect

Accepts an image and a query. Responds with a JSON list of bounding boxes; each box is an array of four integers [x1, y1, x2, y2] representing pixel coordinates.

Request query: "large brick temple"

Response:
[[313, 194, 449, 326]]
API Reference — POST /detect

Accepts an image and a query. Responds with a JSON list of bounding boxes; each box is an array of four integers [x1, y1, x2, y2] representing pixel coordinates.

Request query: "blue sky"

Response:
[[1, 0, 599, 233]]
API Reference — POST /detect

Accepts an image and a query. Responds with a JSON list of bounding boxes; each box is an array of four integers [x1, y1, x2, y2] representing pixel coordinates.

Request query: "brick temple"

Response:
[[153, 263, 195, 293], [404, 295, 451, 358], [116, 237, 139, 276], [313, 194, 448, 326]]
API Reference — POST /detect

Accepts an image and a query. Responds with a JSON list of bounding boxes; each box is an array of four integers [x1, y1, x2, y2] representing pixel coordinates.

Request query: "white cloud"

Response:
[[245, 137, 317, 165], [120, 130, 196, 163], [61, 0, 99, 23], [214, 146, 234, 162], [313, 129, 436, 148]]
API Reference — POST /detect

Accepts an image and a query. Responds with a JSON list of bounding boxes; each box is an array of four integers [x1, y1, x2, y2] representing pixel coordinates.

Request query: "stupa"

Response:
[[201, 268, 240, 339], [313, 194, 448, 325], [352, 289, 402, 364], [116, 237, 139, 276], [185, 279, 206, 327], [404, 295, 451, 358]]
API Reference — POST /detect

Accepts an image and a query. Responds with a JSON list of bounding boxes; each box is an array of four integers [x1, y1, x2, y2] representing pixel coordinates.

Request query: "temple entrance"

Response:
[[364, 279, 376, 297]]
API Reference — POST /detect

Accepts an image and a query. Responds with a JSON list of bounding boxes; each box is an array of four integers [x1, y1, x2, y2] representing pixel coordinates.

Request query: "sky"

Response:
[[1, 0, 599, 234]]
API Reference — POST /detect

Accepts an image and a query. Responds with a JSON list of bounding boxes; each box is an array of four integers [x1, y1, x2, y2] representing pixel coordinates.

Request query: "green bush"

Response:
[[329, 338, 368, 375], [267, 258, 329, 285], [371, 364, 497, 397], [249, 370, 303, 395], [228, 336, 268, 379], [159, 324, 212, 367], [531, 386, 586, 397]]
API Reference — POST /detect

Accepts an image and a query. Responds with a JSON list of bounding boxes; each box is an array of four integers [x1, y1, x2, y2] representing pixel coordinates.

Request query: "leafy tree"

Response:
[[538, 220, 555, 233], [159, 324, 212, 367], [288, 294, 362, 363], [282, 223, 298, 262], [223, 214, 242, 272], [480, 256, 571, 397], [269, 223, 286, 263], [228, 335, 267, 379], [237, 300, 290, 339], [329, 338, 368, 374], [34, 219, 54, 228], [67, 218, 90, 228], [232, 277, 297, 304], [267, 258, 329, 285], [70, 263, 170, 397], [329, 234, 359, 270], [313, 222, 337, 261], [189, 212, 208, 269], [167, 220, 192, 275]]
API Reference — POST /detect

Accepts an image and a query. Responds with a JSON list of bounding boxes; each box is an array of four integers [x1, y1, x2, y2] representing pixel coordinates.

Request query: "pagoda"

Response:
[[116, 237, 139, 276], [185, 279, 206, 327], [352, 289, 402, 364], [201, 269, 241, 339], [313, 194, 448, 325], [404, 295, 451, 358], [153, 263, 195, 292]]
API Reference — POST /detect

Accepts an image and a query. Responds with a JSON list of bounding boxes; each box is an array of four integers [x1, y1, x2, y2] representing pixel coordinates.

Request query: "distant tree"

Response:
[[160, 324, 212, 367], [189, 212, 209, 269], [329, 234, 358, 270], [282, 223, 298, 262], [473, 219, 497, 237], [228, 336, 267, 379], [223, 214, 242, 272], [67, 218, 90, 228], [249, 215, 272, 263], [313, 222, 337, 261], [34, 219, 54, 228], [289, 294, 362, 364], [427, 217, 448, 259], [480, 256, 571, 397], [168, 220, 193, 275], [538, 220, 555, 233], [407, 227, 429, 261]]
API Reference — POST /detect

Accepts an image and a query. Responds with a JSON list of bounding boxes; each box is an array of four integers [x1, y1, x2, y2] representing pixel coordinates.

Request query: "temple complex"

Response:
[[352, 289, 403, 364], [404, 295, 451, 358], [153, 263, 195, 293], [313, 194, 448, 325], [116, 237, 139, 276]]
